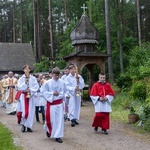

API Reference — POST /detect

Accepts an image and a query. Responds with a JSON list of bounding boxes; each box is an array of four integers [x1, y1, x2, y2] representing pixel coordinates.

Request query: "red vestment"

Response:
[[90, 82, 115, 130]]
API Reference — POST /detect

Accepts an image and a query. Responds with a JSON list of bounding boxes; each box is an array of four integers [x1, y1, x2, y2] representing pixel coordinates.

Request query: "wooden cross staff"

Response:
[[25, 66, 30, 78]]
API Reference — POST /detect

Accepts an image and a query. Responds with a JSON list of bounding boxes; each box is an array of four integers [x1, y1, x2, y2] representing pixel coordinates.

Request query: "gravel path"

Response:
[[0, 101, 150, 150]]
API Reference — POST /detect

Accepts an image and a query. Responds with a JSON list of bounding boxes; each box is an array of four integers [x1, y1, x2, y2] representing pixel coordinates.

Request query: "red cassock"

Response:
[[90, 82, 115, 130]]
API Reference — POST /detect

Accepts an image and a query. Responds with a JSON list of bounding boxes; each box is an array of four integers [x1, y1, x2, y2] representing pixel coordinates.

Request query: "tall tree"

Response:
[[13, 0, 16, 43], [37, 0, 42, 62], [20, 0, 23, 43], [33, 0, 38, 61], [105, 0, 114, 83], [116, 0, 124, 73], [64, 0, 68, 28], [137, 0, 141, 46], [48, 0, 54, 61]]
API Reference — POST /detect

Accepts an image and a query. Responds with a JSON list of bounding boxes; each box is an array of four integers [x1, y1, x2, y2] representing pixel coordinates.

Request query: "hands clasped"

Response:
[[99, 97, 108, 103], [53, 91, 59, 96]]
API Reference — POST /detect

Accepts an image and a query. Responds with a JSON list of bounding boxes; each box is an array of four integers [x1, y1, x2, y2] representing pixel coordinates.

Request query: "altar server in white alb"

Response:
[[17, 65, 39, 133], [61, 66, 70, 121], [65, 64, 85, 127], [41, 67, 66, 143], [90, 73, 115, 134]]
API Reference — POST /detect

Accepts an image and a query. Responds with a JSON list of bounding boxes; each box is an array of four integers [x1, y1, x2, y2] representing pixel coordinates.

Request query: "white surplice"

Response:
[[17, 74, 39, 129], [65, 73, 85, 121], [41, 78, 66, 138]]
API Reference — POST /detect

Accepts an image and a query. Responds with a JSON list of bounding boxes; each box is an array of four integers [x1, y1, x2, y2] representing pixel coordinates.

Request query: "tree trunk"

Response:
[[13, 0, 16, 43], [105, 0, 114, 84], [137, 0, 141, 46], [37, 0, 42, 62], [33, 0, 38, 61], [48, 0, 54, 61], [20, 0, 23, 43], [64, 0, 68, 28], [116, 0, 124, 73]]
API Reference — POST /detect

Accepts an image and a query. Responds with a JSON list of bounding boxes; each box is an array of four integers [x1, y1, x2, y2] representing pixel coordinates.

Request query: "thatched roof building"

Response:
[[0, 43, 36, 76]]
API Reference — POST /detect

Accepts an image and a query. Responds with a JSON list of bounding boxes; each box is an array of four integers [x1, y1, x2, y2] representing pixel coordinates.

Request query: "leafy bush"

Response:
[[129, 106, 136, 114], [130, 80, 146, 101], [34, 56, 51, 72], [116, 73, 132, 90], [127, 42, 150, 80], [143, 118, 150, 132], [112, 92, 132, 110]]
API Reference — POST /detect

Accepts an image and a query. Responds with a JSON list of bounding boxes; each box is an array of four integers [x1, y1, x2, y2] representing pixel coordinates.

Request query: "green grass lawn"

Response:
[[0, 122, 22, 150]]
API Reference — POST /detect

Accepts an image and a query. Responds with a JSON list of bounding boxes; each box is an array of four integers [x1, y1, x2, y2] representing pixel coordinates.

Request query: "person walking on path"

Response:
[[65, 64, 85, 127], [41, 67, 66, 143], [61, 66, 70, 121], [3, 71, 18, 115], [90, 73, 115, 134], [17, 65, 39, 133], [35, 74, 46, 124]]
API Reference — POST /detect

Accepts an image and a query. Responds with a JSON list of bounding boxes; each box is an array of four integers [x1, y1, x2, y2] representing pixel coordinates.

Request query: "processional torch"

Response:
[[25, 66, 31, 98], [75, 66, 81, 97]]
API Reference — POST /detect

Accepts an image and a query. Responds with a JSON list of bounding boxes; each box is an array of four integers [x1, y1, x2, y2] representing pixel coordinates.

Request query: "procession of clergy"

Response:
[[0, 64, 115, 143]]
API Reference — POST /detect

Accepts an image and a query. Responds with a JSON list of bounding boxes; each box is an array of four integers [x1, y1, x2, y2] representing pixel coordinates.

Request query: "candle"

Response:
[[75, 66, 78, 78]]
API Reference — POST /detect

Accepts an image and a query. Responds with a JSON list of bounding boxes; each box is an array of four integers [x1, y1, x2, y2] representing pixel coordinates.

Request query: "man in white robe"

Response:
[[41, 67, 66, 143], [1, 75, 8, 107], [35, 74, 46, 124], [65, 65, 85, 127], [17, 65, 39, 132], [61, 66, 70, 121], [3, 71, 18, 114]]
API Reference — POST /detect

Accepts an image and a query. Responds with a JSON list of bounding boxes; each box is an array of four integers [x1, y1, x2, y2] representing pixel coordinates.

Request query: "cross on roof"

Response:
[[81, 4, 87, 14]]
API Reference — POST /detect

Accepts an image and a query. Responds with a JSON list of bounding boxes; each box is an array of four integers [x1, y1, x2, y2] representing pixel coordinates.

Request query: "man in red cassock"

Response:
[[90, 73, 115, 134]]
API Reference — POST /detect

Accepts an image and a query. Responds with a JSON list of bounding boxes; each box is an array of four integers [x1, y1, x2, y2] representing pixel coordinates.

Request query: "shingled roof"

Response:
[[70, 14, 99, 45], [0, 43, 36, 72]]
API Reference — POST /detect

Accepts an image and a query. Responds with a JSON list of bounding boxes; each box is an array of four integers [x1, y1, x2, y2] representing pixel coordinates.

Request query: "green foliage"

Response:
[[112, 92, 132, 110], [59, 22, 75, 58], [34, 56, 51, 72], [127, 42, 150, 80], [129, 106, 136, 114], [116, 73, 132, 90], [130, 80, 146, 101], [143, 118, 150, 132], [139, 97, 150, 124], [111, 92, 131, 122], [141, 97, 150, 131], [0, 122, 22, 150]]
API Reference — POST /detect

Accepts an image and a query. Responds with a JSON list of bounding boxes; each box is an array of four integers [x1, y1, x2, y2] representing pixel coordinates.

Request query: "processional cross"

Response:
[[81, 4, 87, 14]]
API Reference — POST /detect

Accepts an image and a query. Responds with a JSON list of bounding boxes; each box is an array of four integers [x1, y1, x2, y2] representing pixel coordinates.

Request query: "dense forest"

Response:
[[0, 0, 150, 130]]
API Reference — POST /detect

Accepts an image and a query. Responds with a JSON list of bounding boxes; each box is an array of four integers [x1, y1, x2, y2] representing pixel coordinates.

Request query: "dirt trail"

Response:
[[0, 101, 150, 150]]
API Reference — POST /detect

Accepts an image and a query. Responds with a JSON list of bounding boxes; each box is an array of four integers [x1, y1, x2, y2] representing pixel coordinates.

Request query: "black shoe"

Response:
[[55, 138, 63, 143], [68, 118, 70, 121], [10, 111, 16, 115], [94, 127, 98, 132], [27, 128, 33, 132], [102, 129, 108, 134], [37, 120, 40, 123], [18, 120, 21, 124], [71, 119, 75, 127], [75, 120, 79, 125], [64, 114, 68, 121], [21, 125, 26, 132], [46, 132, 50, 137]]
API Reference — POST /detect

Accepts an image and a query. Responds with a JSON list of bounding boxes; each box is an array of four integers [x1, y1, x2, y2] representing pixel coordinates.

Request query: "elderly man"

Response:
[[3, 71, 18, 114]]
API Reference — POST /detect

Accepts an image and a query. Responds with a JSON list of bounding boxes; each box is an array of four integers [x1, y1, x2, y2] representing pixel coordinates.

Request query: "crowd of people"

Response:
[[0, 64, 115, 144]]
